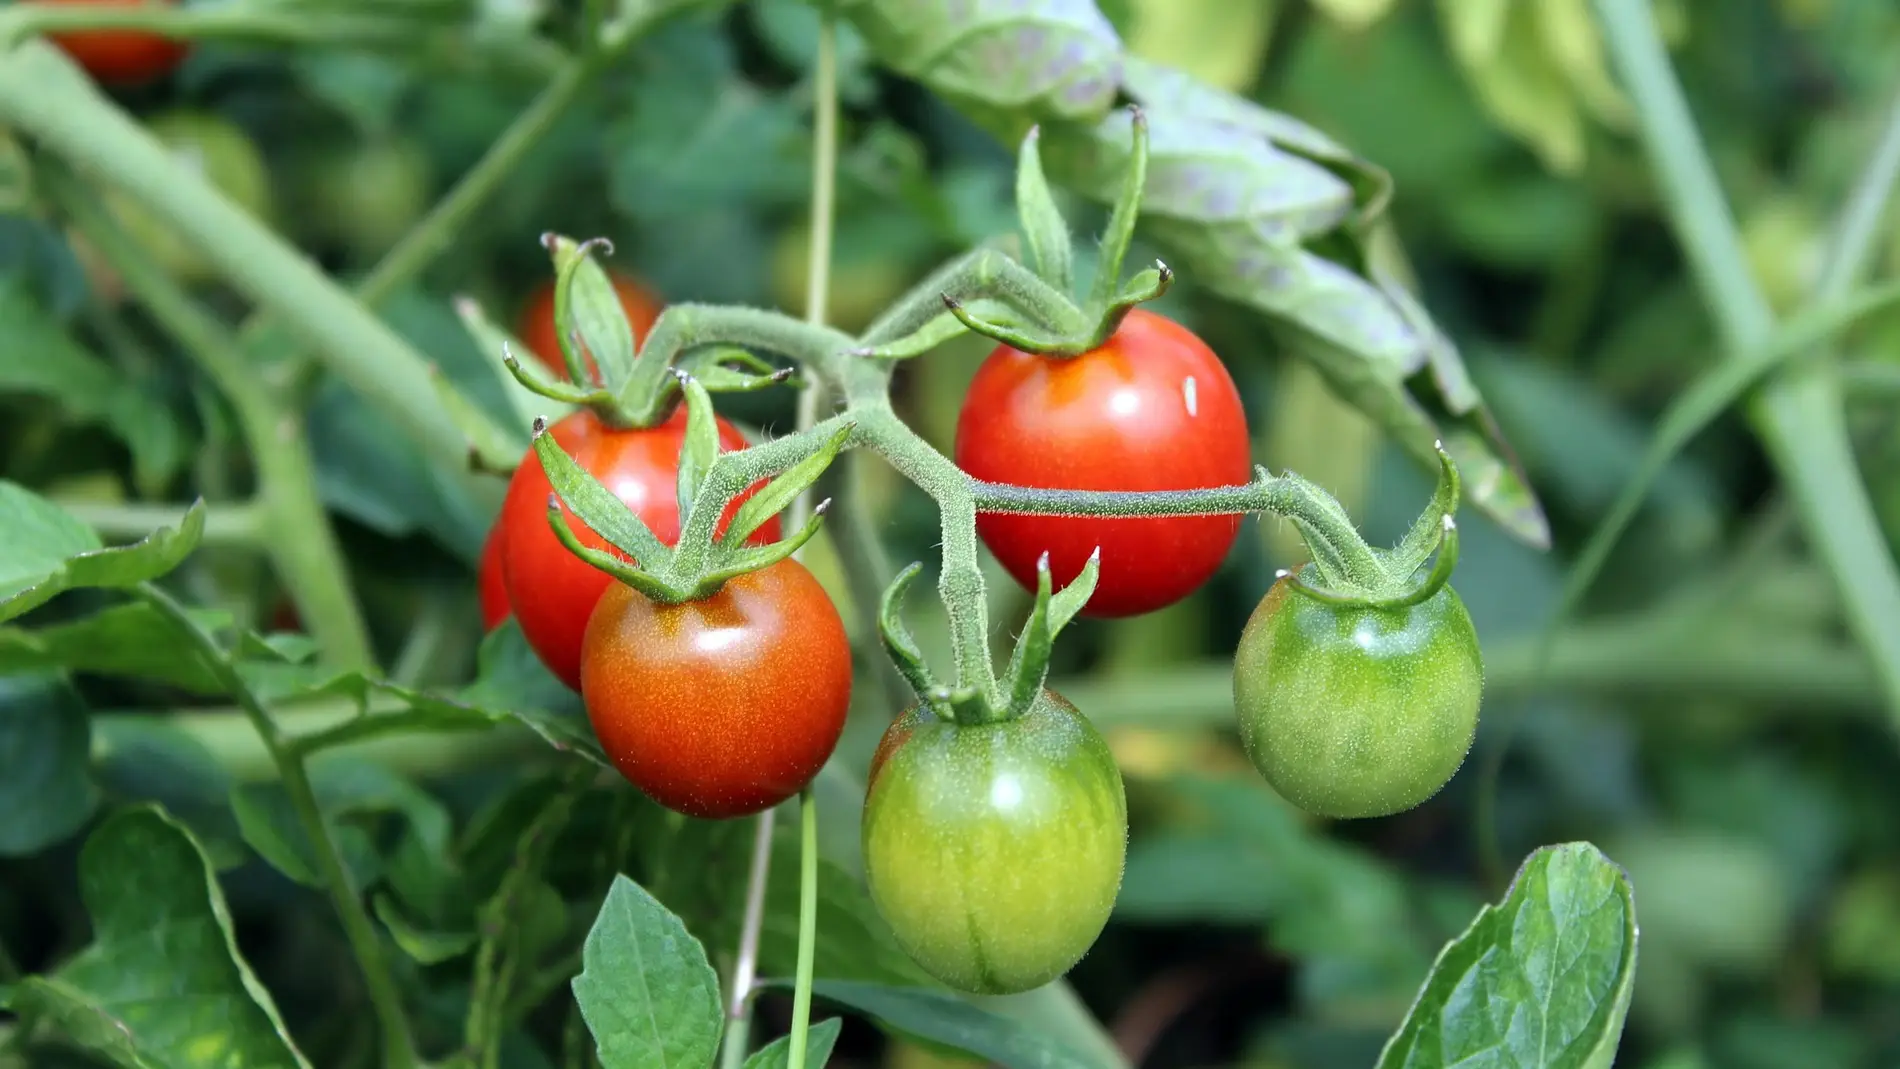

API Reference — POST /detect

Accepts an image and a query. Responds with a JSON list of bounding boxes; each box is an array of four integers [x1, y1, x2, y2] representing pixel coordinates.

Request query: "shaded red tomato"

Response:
[[516, 270, 663, 382], [498, 407, 783, 691], [477, 525, 510, 630], [954, 308, 1252, 617], [40, 0, 190, 85], [580, 559, 851, 818]]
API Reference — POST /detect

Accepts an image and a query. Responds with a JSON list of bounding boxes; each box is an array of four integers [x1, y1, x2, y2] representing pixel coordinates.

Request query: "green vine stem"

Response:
[[133, 583, 417, 1069], [44, 167, 375, 670], [787, 788, 819, 1069], [1594, 0, 1900, 719]]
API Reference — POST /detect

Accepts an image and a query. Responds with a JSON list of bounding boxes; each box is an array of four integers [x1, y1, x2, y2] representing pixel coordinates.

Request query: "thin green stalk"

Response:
[[134, 584, 417, 1069], [787, 788, 819, 1069], [724, 20, 836, 1069], [47, 169, 375, 670], [1593, 0, 1900, 719], [58, 498, 262, 549]]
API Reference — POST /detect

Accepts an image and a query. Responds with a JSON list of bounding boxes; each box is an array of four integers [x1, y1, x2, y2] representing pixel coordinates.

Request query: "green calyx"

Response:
[[502, 233, 803, 431], [879, 548, 1102, 726], [533, 369, 854, 606], [1283, 442, 1464, 611], [928, 106, 1171, 360]]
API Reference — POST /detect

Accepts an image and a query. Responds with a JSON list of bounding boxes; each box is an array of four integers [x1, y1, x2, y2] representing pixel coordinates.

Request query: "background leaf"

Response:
[[0, 672, 98, 857], [7, 806, 311, 1069], [571, 874, 724, 1069]]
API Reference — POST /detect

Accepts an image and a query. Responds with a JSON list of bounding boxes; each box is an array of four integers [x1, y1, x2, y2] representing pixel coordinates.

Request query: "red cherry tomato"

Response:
[[497, 407, 783, 691], [580, 558, 851, 819], [40, 0, 190, 85], [516, 270, 663, 382], [954, 308, 1252, 617], [477, 525, 510, 630]]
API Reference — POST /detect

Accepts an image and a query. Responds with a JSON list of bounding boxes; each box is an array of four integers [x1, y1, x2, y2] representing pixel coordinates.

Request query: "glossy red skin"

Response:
[[954, 308, 1252, 618], [477, 526, 510, 630], [41, 0, 190, 84], [517, 271, 663, 382], [580, 559, 851, 818], [498, 407, 782, 691]]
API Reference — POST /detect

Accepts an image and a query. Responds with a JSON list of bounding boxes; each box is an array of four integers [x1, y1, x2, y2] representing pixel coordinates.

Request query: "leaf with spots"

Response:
[[1376, 842, 1638, 1069], [571, 874, 723, 1069], [4, 805, 312, 1069]]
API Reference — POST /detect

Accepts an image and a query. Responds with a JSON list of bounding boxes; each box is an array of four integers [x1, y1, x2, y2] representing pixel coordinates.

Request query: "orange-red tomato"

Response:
[[497, 407, 782, 691], [580, 559, 851, 818], [954, 308, 1252, 618], [516, 270, 663, 382], [477, 525, 510, 630], [40, 0, 190, 85]]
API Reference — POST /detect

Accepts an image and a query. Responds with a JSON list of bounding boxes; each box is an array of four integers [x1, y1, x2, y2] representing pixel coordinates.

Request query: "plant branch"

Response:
[[46, 168, 375, 671], [133, 584, 416, 1069], [1594, 0, 1900, 720], [787, 788, 819, 1069], [58, 498, 262, 549], [718, 810, 776, 1069]]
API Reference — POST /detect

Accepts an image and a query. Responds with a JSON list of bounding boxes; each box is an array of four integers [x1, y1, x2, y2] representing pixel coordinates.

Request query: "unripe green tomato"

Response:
[[113, 111, 273, 283], [862, 690, 1127, 995], [768, 223, 915, 334], [303, 136, 432, 260], [1231, 573, 1483, 819]]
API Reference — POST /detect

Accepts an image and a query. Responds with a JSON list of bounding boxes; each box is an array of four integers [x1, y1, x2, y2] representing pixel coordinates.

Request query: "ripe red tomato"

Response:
[[477, 525, 510, 630], [516, 270, 663, 382], [580, 559, 851, 818], [498, 407, 783, 691], [954, 308, 1252, 618], [40, 0, 190, 85]]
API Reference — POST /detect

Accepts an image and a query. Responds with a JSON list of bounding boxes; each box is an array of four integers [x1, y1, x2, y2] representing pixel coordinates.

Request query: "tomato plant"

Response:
[[579, 558, 851, 819], [497, 406, 781, 691], [1231, 568, 1484, 819], [861, 689, 1127, 995], [39, 0, 188, 85], [516, 269, 662, 380], [955, 308, 1252, 618]]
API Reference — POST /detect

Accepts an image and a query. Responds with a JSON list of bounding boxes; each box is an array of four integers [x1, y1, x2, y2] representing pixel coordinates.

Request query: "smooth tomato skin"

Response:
[[862, 690, 1128, 995], [580, 559, 851, 819], [477, 526, 510, 630], [41, 0, 189, 84], [497, 408, 782, 691], [517, 270, 663, 381], [954, 308, 1252, 618], [1231, 575, 1484, 819]]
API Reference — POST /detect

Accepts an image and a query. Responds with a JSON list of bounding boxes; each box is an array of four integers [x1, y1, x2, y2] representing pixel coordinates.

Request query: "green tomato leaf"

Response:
[[571, 874, 724, 1069], [742, 1018, 843, 1069], [0, 672, 98, 858], [550, 234, 638, 388], [1014, 127, 1074, 294], [674, 372, 721, 520], [1375, 842, 1638, 1069], [460, 621, 607, 765], [0, 601, 231, 694], [0, 483, 205, 624], [0, 284, 190, 495], [8, 806, 312, 1069], [452, 293, 572, 435], [372, 892, 479, 964], [798, 981, 1100, 1069], [532, 422, 674, 570], [835, 0, 1122, 121], [230, 759, 452, 890], [875, 563, 939, 704]]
